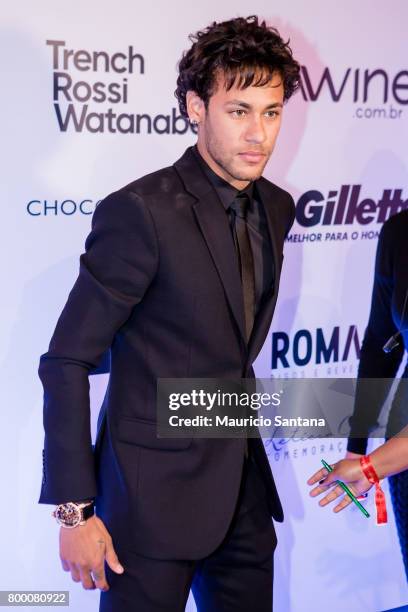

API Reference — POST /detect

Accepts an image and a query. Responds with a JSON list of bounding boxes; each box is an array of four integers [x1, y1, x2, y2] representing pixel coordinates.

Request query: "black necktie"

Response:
[[230, 193, 256, 343]]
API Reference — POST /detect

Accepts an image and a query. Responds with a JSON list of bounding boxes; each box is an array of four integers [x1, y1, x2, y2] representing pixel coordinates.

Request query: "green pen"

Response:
[[321, 459, 370, 518]]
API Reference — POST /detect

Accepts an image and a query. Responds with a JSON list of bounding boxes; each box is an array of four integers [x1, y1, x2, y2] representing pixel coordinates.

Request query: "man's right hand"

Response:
[[59, 515, 124, 591]]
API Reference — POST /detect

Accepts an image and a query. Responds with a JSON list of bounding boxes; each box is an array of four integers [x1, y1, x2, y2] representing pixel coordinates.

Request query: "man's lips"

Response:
[[238, 152, 266, 163]]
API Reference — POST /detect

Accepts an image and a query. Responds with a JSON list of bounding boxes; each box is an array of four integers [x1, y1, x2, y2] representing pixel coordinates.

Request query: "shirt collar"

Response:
[[192, 145, 254, 211]]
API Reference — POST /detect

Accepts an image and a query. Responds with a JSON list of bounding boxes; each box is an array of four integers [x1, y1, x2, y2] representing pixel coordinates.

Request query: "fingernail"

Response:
[[117, 565, 124, 573]]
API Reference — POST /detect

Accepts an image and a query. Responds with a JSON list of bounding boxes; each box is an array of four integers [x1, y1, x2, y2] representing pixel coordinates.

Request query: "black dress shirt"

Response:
[[192, 145, 275, 316]]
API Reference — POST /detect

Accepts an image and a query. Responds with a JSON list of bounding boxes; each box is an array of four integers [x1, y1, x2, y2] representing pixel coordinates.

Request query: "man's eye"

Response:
[[231, 109, 246, 117], [266, 111, 279, 118]]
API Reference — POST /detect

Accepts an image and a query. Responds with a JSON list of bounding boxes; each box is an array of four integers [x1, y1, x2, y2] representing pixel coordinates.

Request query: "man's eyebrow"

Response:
[[224, 100, 283, 110]]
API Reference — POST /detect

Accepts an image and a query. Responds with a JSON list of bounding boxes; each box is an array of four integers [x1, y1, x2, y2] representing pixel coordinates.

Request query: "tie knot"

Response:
[[231, 193, 250, 219]]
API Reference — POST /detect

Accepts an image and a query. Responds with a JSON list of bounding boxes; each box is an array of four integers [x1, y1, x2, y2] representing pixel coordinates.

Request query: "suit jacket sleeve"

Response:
[[347, 220, 404, 454], [38, 189, 159, 504]]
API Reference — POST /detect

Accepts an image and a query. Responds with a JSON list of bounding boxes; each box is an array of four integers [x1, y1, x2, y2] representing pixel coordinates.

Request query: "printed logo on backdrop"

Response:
[[26, 198, 100, 217], [266, 326, 357, 461], [45, 40, 195, 135], [287, 184, 408, 243], [270, 323, 361, 377], [299, 65, 407, 120], [266, 321, 362, 460], [265, 436, 346, 463]]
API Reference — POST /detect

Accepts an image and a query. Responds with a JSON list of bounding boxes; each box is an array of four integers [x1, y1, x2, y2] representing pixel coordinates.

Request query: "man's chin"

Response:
[[232, 161, 268, 182], [232, 169, 264, 182]]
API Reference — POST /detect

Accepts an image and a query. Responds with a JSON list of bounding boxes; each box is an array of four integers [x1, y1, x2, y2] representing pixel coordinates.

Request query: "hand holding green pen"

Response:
[[307, 458, 373, 517]]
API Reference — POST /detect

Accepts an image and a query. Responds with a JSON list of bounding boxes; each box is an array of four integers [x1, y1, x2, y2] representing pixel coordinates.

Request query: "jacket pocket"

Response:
[[116, 416, 192, 451]]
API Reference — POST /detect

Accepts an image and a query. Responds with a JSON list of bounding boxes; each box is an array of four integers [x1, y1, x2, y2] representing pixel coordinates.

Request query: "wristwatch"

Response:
[[52, 501, 95, 528]]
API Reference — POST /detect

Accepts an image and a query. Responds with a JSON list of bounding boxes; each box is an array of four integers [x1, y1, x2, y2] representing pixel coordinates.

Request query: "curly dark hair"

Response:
[[175, 15, 300, 118]]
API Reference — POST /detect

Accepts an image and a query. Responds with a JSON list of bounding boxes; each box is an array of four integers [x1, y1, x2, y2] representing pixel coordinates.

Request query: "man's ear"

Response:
[[186, 91, 205, 124]]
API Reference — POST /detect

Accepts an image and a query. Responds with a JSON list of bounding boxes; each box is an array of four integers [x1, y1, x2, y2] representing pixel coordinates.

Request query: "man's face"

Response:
[[194, 71, 284, 189]]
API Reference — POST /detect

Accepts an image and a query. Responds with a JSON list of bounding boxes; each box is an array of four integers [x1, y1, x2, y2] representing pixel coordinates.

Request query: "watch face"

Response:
[[55, 503, 81, 528]]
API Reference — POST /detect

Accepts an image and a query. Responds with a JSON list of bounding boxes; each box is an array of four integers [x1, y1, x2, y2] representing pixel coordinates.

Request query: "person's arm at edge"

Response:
[[307, 425, 408, 512], [38, 189, 159, 590], [347, 220, 404, 455]]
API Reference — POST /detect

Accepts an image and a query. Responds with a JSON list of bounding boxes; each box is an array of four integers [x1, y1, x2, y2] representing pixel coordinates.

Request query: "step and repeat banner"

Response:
[[1, 1, 407, 610]]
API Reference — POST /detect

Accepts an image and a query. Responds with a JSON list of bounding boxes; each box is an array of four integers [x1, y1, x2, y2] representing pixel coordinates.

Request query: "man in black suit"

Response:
[[38, 15, 300, 612]]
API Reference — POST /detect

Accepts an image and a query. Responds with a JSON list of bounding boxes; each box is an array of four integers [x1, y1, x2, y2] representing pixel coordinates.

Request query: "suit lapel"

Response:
[[174, 147, 247, 344]]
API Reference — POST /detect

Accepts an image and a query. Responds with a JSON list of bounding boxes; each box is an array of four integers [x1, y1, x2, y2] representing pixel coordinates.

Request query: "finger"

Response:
[[60, 557, 70, 572], [318, 484, 345, 506], [309, 479, 337, 497], [307, 467, 328, 485], [68, 562, 81, 583], [105, 539, 124, 574], [91, 563, 109, 592], [333, 495, 353, 513], [78, 566, 96, 590]]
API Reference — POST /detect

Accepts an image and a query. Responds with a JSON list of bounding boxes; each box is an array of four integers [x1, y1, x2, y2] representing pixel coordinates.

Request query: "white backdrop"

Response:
[[1, 1, 408, 610]]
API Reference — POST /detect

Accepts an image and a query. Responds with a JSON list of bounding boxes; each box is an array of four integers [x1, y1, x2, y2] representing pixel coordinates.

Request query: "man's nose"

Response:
[[244, 117, 267, 143]]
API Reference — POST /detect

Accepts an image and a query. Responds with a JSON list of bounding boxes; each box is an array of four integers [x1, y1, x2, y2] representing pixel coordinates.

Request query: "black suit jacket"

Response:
[[38, 146, 295, 560]]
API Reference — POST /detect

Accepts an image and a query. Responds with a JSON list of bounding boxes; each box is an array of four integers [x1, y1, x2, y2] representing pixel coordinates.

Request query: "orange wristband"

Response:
[[360, 455, 388, 525]]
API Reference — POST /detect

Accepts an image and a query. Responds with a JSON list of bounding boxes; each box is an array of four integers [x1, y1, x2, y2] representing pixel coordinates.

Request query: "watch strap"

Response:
[[81, 503, 95, 521]]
